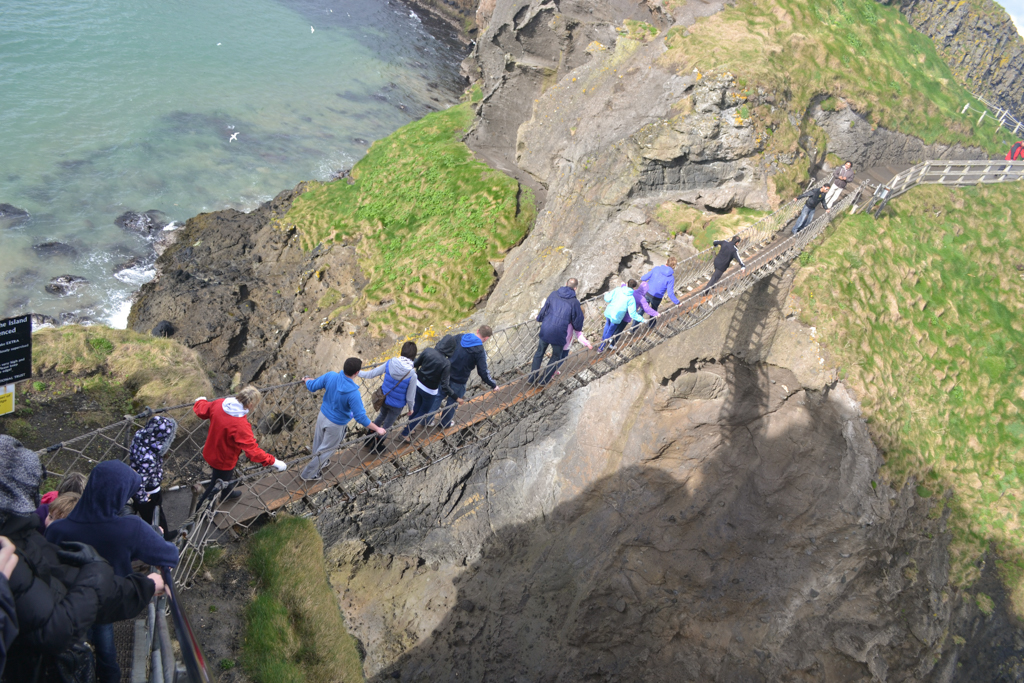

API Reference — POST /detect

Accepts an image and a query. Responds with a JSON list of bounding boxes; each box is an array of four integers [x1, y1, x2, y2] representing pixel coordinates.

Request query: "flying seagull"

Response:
[[229, 132, 239, 142], [311, 26, 315, 33]]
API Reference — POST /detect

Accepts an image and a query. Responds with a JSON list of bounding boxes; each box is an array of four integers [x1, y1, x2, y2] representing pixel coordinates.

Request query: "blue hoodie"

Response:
[[306, 371, 372, 427], [640, 265, 680, 305], [45, 461, 179, 577], [449, 334, 497, 388]]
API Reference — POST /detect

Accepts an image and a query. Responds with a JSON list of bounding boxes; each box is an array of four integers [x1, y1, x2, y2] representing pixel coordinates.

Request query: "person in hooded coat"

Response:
[[0, 435, 160, 683], [0, 536, 19, 680], [193, 386, 288, 504], [531, 279, 584, 385], [358, 342, 417, 452], [128, 415, 177, 539], [300, 358, 387, 481], [46, 460, 179, 683], [440, 327, 500, 428]]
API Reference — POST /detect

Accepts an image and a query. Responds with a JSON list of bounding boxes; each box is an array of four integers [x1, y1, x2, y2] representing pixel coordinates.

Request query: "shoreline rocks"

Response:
[[45, 274, 89, 297]]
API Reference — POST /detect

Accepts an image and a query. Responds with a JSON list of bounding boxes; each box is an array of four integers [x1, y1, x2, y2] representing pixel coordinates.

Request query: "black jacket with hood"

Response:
[[0, 435, 155, 683], [413, 348, 457, 400], [536, 286, 585, 346]]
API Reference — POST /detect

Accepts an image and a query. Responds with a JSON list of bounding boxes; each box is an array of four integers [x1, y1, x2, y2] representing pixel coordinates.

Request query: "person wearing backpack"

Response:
[[403, 346, 463, 440], [358, 342, 418, 453], [530, 278, 584, 386], [438, 326, 501, 428]]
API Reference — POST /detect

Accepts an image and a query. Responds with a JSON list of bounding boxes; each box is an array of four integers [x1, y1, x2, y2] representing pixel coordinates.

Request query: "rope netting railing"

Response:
[[33, 173, 855, 588]]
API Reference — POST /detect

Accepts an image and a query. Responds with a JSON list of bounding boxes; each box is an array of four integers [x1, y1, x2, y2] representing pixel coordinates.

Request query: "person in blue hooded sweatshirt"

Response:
[[300, 357, 387, 481], [46, 460, 179, 683], [439, 325, 502, 428], [640, 257, 680, 312], [530, 278, 585, 386]]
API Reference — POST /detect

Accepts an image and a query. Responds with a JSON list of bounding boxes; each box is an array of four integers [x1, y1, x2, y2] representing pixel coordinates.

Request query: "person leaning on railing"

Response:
[[0, 435, 164, 683], [439, 326, 503, 428], [193, 386, 288, 503]]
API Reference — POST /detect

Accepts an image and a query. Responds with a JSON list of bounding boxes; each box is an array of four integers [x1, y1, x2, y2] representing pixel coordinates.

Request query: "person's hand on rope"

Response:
[[271, 458, 288, 472], [370, 423, 387, 436], [0, 536, 18, 580], [302, 377, 314, 382], [457, 397, 466, 405], [193, 396, 207, 403], [493, 385, 503, 392]]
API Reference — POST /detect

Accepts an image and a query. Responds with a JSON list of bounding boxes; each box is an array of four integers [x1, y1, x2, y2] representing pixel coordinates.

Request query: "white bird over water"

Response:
[[229, 132, 239, 142], [310, 26, 315, 33]]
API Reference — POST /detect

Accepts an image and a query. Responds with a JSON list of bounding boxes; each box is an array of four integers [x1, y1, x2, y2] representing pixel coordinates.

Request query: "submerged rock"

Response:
[[115, 210, 169, 236], [32, 241, 78, 259], [45, 275, 88, 296], [0, 203, 30, 228], [112, 255, 150, 274]]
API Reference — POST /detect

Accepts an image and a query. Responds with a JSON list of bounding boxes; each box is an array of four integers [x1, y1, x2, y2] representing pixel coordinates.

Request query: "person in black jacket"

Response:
[[703, 236, 746, 292], [0, 435, 162, 683], [403, 346, 463, 440], [791, 183, 830, 235], [0, 536, 18, 679], [439, 326, 502, 428], [530, 278, 584, 385]]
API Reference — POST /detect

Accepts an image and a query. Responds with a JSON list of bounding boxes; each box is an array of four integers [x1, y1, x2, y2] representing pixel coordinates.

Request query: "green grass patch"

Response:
[[243, 516, 364, 683], [31, 325, 213, 410], [794, 183, 1024, 615], [655, 203, 767, 250], [283, 102, 535, 335], [661, 0, 1010, 177]]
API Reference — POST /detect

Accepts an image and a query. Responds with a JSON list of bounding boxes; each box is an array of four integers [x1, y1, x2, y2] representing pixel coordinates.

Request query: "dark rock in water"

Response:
[[30, 313, 58, 329], [115, 209, 169, 236], [45, 274, 88, 296], [352, 138, 369, 146], [7, 268, 40, 286], [32, 241, 78, 259], [59, 311, 90, 325], [112, 255, 148, 274], [151, 320, 175, 338], [0, 203, 30, 228]]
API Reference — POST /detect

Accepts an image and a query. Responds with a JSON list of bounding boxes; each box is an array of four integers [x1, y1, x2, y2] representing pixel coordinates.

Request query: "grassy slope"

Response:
[[794, 183, 1024, 612], [655, 204, 767, 251], [283, 96, 536, 336], [244, 516, 364, 683], [660, 0, 1013, 197]]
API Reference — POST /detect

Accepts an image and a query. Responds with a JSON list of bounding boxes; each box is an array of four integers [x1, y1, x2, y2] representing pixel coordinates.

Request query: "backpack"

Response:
[[434, 334, 460, 359], [1008, 141, 1024, 161]]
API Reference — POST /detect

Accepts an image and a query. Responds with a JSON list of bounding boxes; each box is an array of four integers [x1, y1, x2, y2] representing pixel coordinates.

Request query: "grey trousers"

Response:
[[300, 410, 347, 480]]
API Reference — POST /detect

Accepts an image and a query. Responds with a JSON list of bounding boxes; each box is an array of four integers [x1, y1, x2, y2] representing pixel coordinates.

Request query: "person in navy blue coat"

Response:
[[46, 461, 179, 683], [530, 278, 585, 385]]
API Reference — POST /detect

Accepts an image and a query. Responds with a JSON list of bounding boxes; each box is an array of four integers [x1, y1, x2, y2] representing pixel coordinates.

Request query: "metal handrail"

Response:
[[162, 566, 213, 683], [865, 159, 1024, 217]]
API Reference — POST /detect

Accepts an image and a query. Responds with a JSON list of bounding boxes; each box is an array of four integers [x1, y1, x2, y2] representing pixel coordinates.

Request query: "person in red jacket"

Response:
[[1007, 141, 1024, 161], [193, 386, 286, 505]]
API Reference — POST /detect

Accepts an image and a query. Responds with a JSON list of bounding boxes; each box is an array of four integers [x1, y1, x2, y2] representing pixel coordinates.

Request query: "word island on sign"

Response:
[[0, 316, 32, 385]]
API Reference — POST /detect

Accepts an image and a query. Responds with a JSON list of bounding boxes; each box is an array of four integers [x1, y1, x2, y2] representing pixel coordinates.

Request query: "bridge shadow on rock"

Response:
[[353, 273, 957, 683]]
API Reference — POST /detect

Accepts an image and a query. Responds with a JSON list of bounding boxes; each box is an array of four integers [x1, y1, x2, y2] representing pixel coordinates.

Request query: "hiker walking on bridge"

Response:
[[359, 342, 418, 453], [301, 358, 387, 481], [531, 278, 585, 385], [439, 326, 501, 429], [791, 183, 830, 235], [194, 387, 287, 502], [403, 345, 462, 440], [825, 162, 854, 208], [600, 280, 645, 351], [703, 236, 746, 293], [640, 258, 680, 311]]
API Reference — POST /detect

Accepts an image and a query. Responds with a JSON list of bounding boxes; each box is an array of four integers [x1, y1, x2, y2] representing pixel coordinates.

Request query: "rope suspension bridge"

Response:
[[31, 160, 1024, 589]]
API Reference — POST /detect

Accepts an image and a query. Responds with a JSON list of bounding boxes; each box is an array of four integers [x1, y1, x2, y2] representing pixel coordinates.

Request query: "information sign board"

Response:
[[0, 316, 32, 386]]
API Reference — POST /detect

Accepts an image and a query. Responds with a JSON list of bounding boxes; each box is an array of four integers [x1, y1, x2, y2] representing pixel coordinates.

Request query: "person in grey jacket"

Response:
[[825, 162, 854, 208], [358, 342, 417, 451]]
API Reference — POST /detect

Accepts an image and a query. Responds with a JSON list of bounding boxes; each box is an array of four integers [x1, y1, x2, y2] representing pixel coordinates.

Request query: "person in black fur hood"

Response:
[[0, 434, 162, 683]]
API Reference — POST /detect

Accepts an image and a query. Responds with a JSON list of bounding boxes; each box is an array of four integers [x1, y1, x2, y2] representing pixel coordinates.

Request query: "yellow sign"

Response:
[[0, 387, 12, 416]]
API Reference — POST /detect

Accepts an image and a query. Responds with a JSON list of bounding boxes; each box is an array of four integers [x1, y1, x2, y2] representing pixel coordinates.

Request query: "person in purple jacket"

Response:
[[630, 280, 661, 327], [640, 257, 679, 312]]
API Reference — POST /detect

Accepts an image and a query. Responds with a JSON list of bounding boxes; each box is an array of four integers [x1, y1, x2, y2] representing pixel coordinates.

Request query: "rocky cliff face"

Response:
[[879, 0, 1024, 117], [314, 265, 989, 682]]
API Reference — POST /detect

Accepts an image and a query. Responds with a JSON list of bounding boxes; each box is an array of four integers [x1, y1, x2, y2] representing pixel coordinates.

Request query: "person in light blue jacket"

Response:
[[600, 279, 645, 351], [300, 357, 386, 481]]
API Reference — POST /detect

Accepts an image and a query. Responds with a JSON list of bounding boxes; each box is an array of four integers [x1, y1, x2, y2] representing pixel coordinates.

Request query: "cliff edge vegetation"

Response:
[[795, 183, 1024, 616], [0, 325, 212, 448], [282, 91, 535, 336], [661, 0, 1012, 196]]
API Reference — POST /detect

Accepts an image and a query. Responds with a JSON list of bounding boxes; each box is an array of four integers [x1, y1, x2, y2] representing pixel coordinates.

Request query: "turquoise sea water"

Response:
[[0, 0, 466, 326]]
